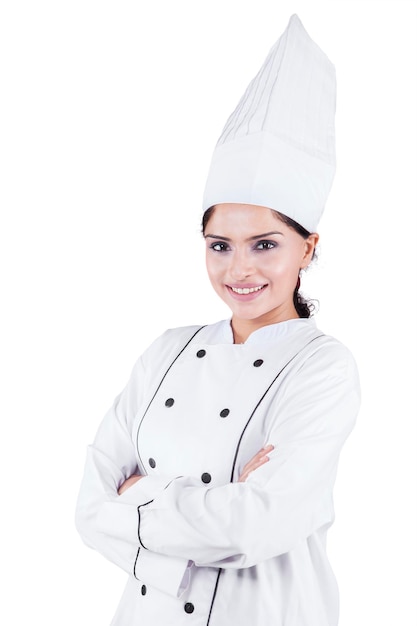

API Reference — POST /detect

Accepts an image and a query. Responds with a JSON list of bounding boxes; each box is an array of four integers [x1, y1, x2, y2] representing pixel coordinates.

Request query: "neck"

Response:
[[231, 307, 299, 344]]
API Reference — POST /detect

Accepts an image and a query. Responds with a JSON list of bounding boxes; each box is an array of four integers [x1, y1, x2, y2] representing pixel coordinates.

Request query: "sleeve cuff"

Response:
[[118, 475, 175, 504], [95, 475, 178, 543], [134, 549, 192, 598]]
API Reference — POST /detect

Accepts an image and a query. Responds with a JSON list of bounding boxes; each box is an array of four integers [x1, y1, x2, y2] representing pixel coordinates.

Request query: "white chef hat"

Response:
[[202, 14, 336, 233]]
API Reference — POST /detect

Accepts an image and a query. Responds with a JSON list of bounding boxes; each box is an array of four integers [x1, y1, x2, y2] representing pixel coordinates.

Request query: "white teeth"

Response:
[[231, 285, 264, 294]]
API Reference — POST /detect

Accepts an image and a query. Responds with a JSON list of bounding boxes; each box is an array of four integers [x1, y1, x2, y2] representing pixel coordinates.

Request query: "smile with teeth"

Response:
[[229, 285, 266, 295]]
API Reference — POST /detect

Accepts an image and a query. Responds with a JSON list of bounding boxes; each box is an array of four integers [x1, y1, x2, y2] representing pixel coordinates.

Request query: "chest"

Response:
[[135, 336, 312, 485]]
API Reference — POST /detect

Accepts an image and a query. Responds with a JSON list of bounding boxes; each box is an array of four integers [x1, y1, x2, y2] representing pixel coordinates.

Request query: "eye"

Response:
[[254, 240, 276, 251], [209, 241, 230, 252]]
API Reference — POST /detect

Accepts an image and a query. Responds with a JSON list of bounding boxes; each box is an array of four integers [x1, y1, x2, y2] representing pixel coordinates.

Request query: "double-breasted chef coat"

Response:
[[75, 317, 360, 626]]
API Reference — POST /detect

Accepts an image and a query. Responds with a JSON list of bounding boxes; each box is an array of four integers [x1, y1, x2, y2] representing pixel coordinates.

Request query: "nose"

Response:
[[228, 249, 254, 281]]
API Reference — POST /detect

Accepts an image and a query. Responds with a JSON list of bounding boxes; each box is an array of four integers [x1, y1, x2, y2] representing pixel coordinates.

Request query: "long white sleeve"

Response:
[[75, 345, 194, 598]]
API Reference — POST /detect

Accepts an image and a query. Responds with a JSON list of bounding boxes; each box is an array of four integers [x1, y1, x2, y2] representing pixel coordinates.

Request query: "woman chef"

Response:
[[75, 15, 360, 626]]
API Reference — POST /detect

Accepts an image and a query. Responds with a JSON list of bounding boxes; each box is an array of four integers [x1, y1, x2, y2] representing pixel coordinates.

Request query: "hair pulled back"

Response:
[[202, 205, 316, 319]]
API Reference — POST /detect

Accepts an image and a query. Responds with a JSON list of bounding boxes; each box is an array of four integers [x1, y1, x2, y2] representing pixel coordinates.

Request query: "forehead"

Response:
[[206, 203, 286, 234]]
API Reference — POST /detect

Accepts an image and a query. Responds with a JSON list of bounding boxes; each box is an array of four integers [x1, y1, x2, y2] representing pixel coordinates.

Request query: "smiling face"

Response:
[[204, 203, 319, 342]]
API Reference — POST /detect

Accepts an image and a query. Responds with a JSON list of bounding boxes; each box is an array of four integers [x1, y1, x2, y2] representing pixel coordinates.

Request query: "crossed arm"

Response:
[[118, 445, 274, 495], [76, 339, 359, 597]]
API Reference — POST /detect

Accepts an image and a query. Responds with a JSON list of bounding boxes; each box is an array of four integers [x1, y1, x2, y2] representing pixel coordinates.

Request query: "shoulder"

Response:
[[294, 330, 361, 400], [273, 330, 361, 434], [142, 319, 230, 359], [139, 322, 224, 372], [158, 324, 207, 346], [268, 318, 359, 378], [270, 319, 360, 397], [313, 332, 358, 371]]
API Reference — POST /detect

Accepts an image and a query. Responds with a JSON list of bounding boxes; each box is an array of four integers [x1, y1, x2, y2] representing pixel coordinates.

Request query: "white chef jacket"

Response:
[[75, 318, 360, 626]]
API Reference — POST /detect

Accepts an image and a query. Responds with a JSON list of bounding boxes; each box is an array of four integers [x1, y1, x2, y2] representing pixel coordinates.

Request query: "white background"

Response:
[[1, 0, 416, 624]]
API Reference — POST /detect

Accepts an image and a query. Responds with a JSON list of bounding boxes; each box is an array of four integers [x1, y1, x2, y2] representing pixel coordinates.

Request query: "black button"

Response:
[[141, 584, 147, 595], [196, 349, 206, 358], [149, 458, 156, 468], [184, 602, 195, 614], [165, 398, 175, 407], [201, 472, 211, 484], [220, 408, 230, 418], [253, 359, 264, 367]]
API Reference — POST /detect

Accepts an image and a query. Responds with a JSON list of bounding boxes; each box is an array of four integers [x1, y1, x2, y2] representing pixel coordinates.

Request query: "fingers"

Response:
[[238, 444, 274, 482], [118, 474, 142, 495]]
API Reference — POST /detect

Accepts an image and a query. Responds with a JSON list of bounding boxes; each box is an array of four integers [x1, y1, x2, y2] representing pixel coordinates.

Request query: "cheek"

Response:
[[205, 252, 222, 283], [262, 252, 301, 281], [205, 251, 213, 276]]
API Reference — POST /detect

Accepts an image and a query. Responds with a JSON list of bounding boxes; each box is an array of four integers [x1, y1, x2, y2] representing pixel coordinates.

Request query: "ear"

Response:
[[300, 233, 319, 269]]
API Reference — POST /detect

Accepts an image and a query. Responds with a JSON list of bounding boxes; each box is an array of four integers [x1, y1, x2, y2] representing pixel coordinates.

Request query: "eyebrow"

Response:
[[204, 231, 284, 241]]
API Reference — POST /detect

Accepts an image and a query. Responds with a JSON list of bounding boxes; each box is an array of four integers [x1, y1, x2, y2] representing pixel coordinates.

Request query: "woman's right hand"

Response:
[[238, 444, 274, 482], [118, 474, 143, 495]]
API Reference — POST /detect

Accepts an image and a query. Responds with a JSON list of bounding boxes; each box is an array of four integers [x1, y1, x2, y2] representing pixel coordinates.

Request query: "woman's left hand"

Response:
[[118, 474, 143, 495], [238, 444, 274, 482]]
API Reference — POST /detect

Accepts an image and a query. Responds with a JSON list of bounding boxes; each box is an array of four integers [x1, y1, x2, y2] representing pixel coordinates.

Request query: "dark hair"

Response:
[[202, 205, 317, 318]]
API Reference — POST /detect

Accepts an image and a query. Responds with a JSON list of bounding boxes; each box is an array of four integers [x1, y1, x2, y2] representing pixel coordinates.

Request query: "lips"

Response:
[[230, 285, 264, 295], [226, 284, 267, 300]]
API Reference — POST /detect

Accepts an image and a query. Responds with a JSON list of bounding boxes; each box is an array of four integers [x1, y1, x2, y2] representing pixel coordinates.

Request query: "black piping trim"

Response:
[[137, 500, 154, 550], [205, 335, 325, 619], [136, 326, 207, 468], [206, 569, 222, 626], [133, 478, 183, 578], [133, 547, 141, 580], [229, 334, 325, 482]]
